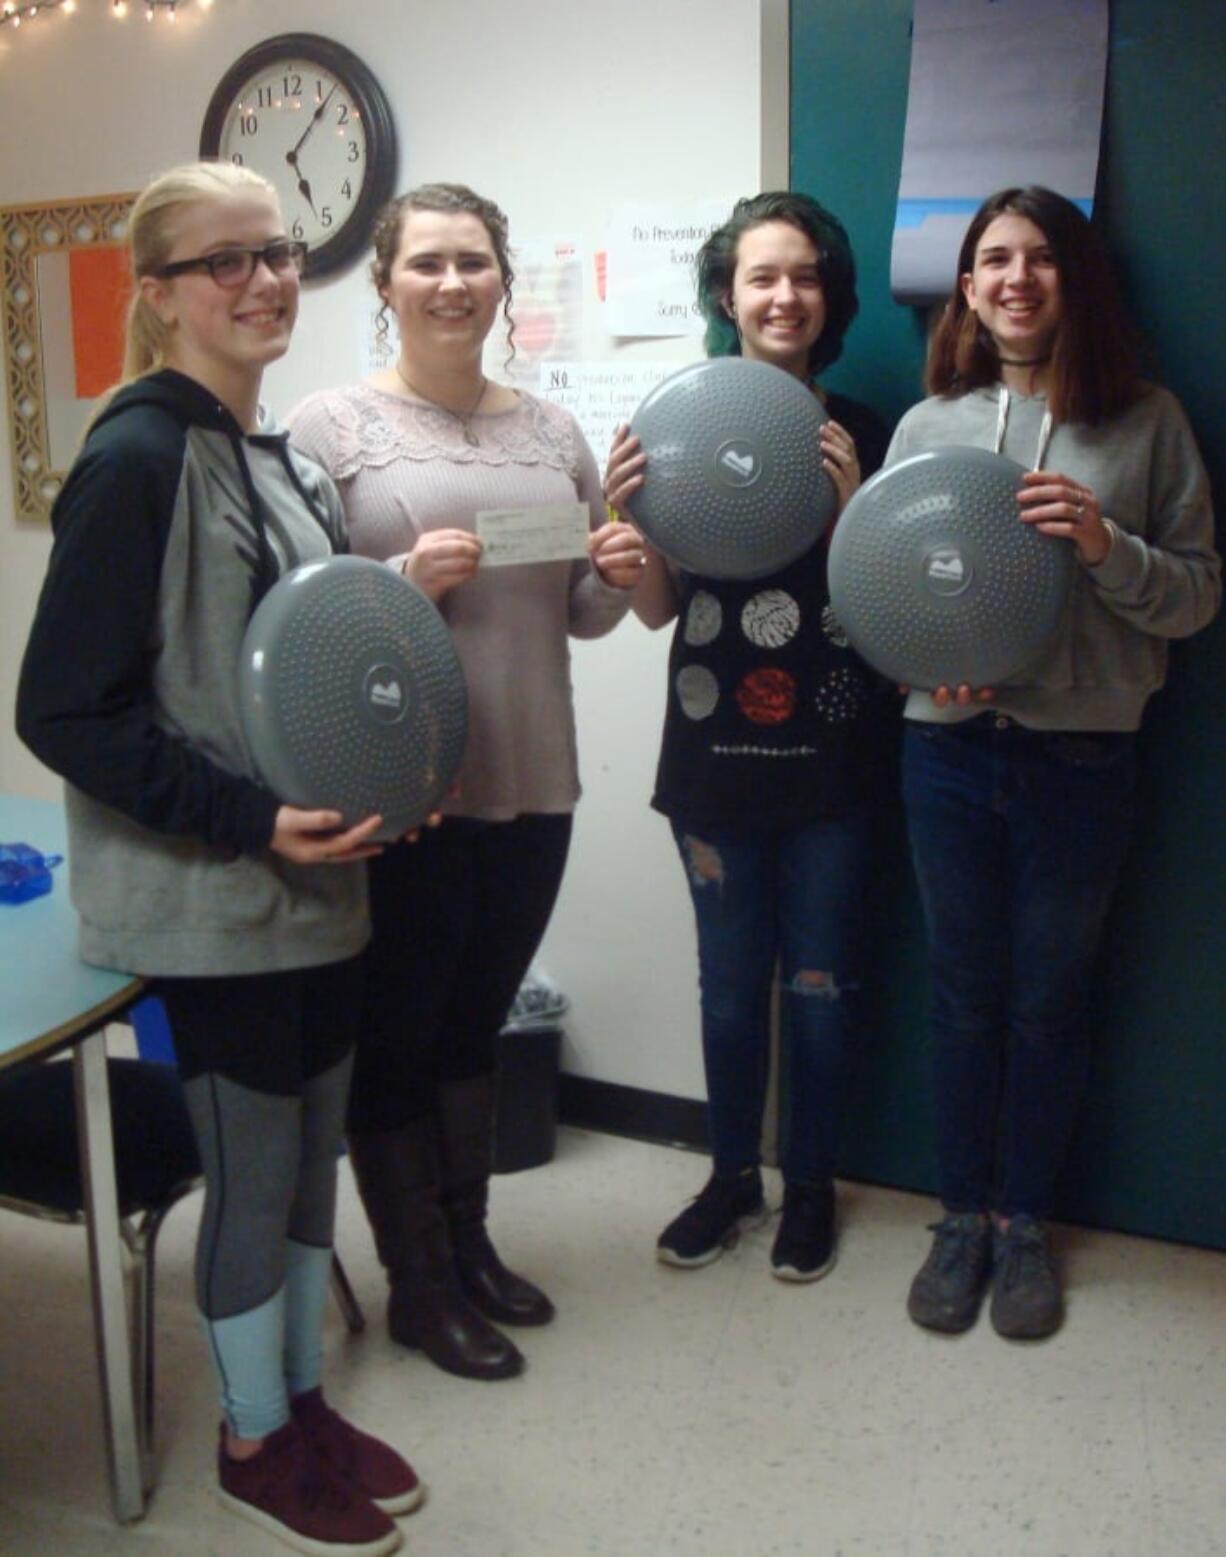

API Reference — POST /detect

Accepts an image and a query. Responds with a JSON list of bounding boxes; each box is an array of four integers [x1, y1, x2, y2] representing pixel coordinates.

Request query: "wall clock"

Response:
[[200, 33, 398, 280]]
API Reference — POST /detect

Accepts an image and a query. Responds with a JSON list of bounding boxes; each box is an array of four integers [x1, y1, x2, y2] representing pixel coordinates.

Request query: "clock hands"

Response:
[[287, 81, 338, 162], [284, 82, 338, 224], [285, 151, 319, 218]]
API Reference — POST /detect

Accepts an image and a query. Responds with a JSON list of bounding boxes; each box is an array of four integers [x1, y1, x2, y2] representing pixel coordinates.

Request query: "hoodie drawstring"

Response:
[[994, 385, 1054, 472]]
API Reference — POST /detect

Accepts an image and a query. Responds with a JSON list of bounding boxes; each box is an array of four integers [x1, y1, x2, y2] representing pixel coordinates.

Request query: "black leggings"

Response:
[[349, 814, 573, 1134]]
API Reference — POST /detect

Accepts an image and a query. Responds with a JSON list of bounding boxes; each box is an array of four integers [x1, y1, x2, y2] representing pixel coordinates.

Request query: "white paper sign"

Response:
[[538, 360, 679, 467], [476, 503, 591, 568], [605, 201, 731, 338]]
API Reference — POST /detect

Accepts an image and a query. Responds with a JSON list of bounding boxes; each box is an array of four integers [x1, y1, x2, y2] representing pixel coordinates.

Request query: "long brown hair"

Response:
[[925, 186, 1140, 425]]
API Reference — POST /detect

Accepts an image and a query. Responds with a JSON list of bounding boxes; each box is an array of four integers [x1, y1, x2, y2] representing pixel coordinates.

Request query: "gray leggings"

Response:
[[157, 958, 361, 1318]]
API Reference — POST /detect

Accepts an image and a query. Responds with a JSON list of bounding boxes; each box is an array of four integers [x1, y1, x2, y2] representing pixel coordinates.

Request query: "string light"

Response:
[[0, 0, 209, 25]]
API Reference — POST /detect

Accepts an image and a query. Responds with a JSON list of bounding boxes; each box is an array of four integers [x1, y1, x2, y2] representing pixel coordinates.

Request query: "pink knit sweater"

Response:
[[287, 383, 629, 820]]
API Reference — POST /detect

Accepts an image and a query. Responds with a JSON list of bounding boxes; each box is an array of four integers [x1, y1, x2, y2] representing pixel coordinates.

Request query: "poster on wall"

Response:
[[488, 236, 585, 388], [605, 201, 731, 338], [890, 0, 1108, 303], [37, 246, 130, 466], [2, 194, 134, 523]]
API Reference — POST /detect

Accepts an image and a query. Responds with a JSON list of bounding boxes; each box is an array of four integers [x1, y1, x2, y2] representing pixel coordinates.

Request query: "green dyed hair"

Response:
[[696, 190, 859, 376]]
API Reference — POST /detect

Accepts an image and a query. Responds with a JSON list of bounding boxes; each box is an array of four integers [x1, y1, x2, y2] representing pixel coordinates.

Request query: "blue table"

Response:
[[0, 793, 148, 1522]]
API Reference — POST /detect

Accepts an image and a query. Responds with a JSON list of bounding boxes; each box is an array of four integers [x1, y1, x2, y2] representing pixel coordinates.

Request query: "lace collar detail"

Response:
[[319, 383, 581, 482]]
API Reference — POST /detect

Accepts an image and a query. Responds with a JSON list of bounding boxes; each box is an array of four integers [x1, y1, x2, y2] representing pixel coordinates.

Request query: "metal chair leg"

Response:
[[330, 1250, 365, 1333]]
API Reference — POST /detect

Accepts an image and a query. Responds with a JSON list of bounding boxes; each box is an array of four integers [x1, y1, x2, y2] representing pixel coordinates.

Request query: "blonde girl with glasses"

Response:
[[18, 161, 418, 1556]]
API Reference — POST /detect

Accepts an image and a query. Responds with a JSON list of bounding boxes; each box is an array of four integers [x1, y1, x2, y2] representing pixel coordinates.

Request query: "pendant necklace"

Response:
[[395, 361, 487, 446]]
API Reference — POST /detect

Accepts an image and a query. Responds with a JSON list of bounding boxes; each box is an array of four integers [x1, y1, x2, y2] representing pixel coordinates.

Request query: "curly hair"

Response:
[[925, 186, 1139, 425], [695, 190, 859, 377], [369, 182, 516, 365]]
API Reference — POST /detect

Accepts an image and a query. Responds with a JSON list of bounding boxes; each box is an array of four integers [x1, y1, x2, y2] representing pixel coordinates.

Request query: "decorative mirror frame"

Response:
[[2, 193, 135, 523]]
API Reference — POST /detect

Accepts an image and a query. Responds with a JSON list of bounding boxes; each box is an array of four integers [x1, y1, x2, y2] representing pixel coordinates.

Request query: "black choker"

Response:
[[997, 354, 1051, 367]]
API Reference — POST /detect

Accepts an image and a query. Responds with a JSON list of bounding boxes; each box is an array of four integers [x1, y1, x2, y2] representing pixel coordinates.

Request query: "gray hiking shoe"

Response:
[[990, 1215, 1063, 1340], [907, 1213, 992, 1333]]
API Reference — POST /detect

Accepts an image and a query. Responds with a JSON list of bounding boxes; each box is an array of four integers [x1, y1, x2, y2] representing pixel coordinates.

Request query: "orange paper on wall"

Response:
[[69, 246, 131, 399]]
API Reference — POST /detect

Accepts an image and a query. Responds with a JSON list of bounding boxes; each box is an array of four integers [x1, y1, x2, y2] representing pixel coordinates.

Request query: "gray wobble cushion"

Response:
[[827, 447, 1076, 690], [239, 555, 469, 842], [628, 357, 836, 580]]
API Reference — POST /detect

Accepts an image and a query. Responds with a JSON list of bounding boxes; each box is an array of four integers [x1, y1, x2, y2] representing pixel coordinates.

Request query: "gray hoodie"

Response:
[[885, 383, 1220, 730], [17, 369, 369, 976]]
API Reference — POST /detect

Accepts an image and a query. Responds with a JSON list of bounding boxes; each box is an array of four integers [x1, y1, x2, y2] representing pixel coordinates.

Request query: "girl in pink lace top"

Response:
[[288, 184, 643, 1385]]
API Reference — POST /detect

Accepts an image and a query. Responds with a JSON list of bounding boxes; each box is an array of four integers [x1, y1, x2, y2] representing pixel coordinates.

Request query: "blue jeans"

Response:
[[671, 813, 874, 1184], [902, 717, 1137, 1218]]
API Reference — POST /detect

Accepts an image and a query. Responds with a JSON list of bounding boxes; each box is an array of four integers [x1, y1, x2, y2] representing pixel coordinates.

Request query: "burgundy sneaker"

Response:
[[217, 1418, 401, 1556], [293, 1388, 424, 1516]]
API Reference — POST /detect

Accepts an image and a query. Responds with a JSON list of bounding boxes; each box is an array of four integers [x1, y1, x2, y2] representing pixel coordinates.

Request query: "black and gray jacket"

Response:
[[17, 368, 369, 977]]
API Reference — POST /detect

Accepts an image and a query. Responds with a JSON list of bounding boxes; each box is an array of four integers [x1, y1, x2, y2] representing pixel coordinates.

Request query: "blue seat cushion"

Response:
[[0, 1057, 200, 1217]]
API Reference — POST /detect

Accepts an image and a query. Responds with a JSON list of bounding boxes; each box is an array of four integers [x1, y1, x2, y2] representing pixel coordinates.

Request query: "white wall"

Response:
[[0, 0, 787, 1099]]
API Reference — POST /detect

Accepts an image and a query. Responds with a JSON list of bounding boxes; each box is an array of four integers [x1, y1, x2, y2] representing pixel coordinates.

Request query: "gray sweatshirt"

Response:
[[17, 370, 370, 977], [885, 383, 1220, 730]]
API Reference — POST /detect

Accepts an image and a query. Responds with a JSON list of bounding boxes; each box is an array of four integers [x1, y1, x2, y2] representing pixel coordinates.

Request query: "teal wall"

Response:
[[791, 0, 1226, 1247]]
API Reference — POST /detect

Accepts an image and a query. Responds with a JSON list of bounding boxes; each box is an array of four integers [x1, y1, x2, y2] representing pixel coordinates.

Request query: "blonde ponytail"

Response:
[[121, 161, 279, 383]]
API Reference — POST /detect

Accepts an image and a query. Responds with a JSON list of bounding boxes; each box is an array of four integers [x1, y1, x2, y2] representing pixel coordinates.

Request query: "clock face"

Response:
[[201, 35, 397, 278]]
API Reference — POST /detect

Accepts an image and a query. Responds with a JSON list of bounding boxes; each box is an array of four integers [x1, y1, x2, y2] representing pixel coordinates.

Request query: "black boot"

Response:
[[435, 1074, 556, 1327], [347, 1121, 524, 1380]]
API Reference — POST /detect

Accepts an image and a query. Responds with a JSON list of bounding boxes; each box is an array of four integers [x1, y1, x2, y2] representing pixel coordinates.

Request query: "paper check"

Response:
[[475, 503, 591, 567]]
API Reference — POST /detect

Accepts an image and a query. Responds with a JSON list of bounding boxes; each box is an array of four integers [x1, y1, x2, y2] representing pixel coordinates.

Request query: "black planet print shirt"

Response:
[[651, 392, 899, 835]]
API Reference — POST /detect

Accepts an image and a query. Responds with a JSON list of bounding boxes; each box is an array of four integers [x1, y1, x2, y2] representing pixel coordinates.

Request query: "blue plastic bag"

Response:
[[0, 842, 63, 905]]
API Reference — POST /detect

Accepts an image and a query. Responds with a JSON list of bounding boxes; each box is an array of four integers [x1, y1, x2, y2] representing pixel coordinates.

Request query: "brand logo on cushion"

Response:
[[363, 664, 409, 724], [713, 438, 764, 488], [924, 545, 972, 596]]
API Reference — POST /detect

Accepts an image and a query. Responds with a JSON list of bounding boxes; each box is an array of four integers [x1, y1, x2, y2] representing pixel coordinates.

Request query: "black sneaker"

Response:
[[656, 1168, 765, 1268], [770, 1179, 836, 1282], [907, 1212, 992, 1333], [990, 1215, 1063, 1340]]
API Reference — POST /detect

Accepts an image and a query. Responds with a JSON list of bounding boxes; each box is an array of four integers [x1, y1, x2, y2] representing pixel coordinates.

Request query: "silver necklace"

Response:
[[395, 361, 487, 446]]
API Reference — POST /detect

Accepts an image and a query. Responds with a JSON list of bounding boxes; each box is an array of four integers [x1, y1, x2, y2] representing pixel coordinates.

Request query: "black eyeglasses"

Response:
[[155, 240, 309, 289]]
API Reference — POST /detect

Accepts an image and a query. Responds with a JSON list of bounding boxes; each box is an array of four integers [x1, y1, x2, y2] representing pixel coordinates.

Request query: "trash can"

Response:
[[493, 1023, 562, 1174]]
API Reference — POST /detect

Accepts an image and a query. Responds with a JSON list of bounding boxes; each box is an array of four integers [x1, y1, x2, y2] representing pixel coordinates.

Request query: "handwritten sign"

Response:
[[605, 201, 732, 338], [538, 360, 680, 465]]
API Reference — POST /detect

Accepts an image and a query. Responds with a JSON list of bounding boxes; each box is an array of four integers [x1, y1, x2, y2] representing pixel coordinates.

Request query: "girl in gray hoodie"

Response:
[[892, 187, 1219, 1345], [18, 161, 418, 1556]]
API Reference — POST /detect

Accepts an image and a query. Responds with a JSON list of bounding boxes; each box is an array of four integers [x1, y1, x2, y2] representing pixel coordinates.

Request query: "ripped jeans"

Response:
[[671, 814, 874, 1184]]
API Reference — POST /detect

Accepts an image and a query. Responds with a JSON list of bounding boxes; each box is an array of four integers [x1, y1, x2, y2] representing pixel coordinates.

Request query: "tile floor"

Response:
[[0, 1124, 1223, 1556]]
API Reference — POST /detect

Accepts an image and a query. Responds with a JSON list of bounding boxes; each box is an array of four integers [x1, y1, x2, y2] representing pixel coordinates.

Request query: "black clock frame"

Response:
[[200, 32, 398, 281]]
